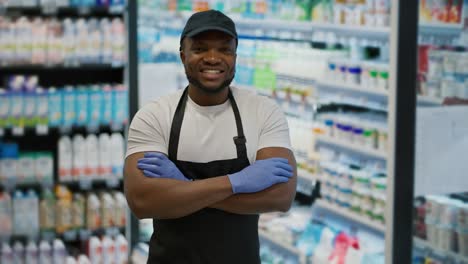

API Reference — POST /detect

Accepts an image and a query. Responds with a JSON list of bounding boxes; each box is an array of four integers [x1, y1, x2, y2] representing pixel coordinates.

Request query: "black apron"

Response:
[[147, 88, 260, 264]]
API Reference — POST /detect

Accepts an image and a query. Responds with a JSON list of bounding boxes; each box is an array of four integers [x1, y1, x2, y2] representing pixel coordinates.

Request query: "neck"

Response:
[[187, 85, 229, 106]]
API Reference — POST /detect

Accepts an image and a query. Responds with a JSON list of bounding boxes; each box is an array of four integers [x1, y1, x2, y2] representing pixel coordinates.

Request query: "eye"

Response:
[[192, 47, 206, 53], [220, 47, 234, 54]]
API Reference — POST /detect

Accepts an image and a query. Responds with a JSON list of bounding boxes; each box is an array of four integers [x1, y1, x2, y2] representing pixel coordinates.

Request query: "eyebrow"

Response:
[[192, 39, 234, 45]]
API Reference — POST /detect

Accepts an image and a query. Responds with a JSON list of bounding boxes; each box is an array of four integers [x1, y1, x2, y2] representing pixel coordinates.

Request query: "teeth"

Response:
[[203, 70, 221, 73]]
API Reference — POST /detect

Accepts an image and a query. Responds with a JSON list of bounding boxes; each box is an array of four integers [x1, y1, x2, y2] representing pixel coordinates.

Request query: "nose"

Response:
[[203, 50, 221, 64]]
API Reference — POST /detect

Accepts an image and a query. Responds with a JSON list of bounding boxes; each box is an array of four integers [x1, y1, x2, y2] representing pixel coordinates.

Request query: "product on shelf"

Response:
[[0, 75, 128, 131], [0, 16, 126, 66], [414, 194, 468, 257], [58, 133, 124, 183]]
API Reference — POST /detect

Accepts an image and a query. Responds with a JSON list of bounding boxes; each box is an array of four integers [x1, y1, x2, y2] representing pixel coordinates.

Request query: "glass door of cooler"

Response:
[[411, 0, 468, 263]]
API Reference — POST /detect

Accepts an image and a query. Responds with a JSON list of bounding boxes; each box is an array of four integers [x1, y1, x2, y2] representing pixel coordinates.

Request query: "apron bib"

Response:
[[147, 88, 260, 264]]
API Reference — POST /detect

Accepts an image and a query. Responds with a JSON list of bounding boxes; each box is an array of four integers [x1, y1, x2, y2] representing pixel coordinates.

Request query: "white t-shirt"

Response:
[[126, 87, 291, 164]]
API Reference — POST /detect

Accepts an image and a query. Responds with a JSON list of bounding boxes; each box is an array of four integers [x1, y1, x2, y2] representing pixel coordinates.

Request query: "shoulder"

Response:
[[133, 89, 184, 122], [230, 86, 278, 111]]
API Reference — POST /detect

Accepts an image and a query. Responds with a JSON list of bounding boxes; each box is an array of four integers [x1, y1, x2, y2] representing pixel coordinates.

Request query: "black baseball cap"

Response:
[[180, 10, 238, 45]]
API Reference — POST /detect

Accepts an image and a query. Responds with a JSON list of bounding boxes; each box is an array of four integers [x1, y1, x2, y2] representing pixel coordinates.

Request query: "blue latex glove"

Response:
[[137, 152, 190, 181], [228, 158, 293, 194]]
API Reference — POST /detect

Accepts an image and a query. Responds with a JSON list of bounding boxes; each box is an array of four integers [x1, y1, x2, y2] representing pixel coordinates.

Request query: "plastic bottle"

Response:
[[13, 190, 27, 236], [0, 192, 12, 239], [110, 133, 124, 179], [1, 242, 13, 264], [12, 241, 24, 264], [25, 240, 38, 264], [55, 186, 73, 234], [72, 193, 85, 230], [52, 239, 67, 264], [113, 192, 127, 228], [76, 254, 91, 264], [66, 256, 77, 264], [58, 136, 73, 182], [101, 192, 114, 228], [86, 193, 101, 231], [72, 135, 86, 180], [114, 234, 128, 264], [102, 236, 115, 264], [88, 236, 102, 264], [26, 189, 40, 239], [98, 133, 112, 178], [85, 134, 99, 179], [38, 240, 52, 264]]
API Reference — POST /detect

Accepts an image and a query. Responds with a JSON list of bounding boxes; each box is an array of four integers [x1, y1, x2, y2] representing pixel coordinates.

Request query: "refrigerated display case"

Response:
[[127, 1, 468, 263]]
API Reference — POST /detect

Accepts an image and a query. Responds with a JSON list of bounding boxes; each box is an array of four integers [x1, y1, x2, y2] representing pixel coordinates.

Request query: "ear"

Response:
[[180, 49, 185, 64]]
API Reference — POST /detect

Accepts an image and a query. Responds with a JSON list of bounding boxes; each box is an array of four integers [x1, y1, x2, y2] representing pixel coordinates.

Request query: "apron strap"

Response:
[[168, 87, 248, 160], [168, 88, 189, 160], [228, 90, 248, 159]]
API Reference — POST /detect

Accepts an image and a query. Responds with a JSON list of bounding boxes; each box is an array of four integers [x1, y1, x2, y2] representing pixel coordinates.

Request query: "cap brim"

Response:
[[185, 26, 237, 38]]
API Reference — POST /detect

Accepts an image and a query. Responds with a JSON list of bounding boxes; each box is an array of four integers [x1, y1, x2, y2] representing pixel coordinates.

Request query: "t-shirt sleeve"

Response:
[[125, 102, 168, 158], [257, 97, 292, 151]]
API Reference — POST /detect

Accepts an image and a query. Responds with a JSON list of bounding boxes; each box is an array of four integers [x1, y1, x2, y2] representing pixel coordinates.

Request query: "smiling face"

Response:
[[180, 30, 237, 95]]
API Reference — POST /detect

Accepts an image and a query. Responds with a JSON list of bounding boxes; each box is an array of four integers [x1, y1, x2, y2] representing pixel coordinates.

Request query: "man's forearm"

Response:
[[126, 173, 233, 219], [210, 181, 296, 214]]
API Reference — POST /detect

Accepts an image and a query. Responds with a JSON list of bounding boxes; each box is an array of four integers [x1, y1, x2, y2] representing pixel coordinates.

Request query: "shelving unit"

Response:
[[315, 134, 387, 159], [413, 237, 468, 263], [315, 200, 386, 233], [317, 80, 389, 98], [258, 229, 307, 264], [417, 95, 443, 105], [1, 5, 125, 16], [0, 3, 132, 260]]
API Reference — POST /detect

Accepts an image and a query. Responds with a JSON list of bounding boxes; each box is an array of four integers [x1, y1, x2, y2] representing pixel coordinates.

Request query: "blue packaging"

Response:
[[35, 88, 48, 127], [75, 86, 89, 127], [110, 0, 125, 6], [111, 84, 128, 127], [62, 86, 76, 127], [101, 84, 113, 125], [48, 88, 63, 127], [0, 89, 10, 129], [23, 76, 38, 127], [87, 85, 102, 128]]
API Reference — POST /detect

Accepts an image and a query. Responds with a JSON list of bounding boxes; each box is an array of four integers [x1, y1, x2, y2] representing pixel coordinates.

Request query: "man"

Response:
[[124, 10, 297, 264]]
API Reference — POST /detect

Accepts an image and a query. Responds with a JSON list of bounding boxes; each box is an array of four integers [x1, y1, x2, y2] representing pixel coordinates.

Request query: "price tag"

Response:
[[105, 227, 120, 237], [109, 5, 124, 14], [12, 127, 24, 136], [79, 179, 92, 190], [111, 61, 124, 68], [79, 229, 92, 241], [106, 177, 120, 188], [42, 4, 58, 15], [36, 125, 49, 135], [77, 6, 90, 15], [63, 230, 77, 242], [41, 231, 56, 242]]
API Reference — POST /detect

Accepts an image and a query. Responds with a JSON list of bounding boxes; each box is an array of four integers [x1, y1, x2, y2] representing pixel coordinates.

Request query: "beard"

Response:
[[186, 72, 235, 94]]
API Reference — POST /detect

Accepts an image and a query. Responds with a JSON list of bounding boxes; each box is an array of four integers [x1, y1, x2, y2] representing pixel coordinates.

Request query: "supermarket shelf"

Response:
[[414, 237, 468, 263], [419, 22, 464, 36], [297, 168, 317, 196], [417, 95, 443, 105], [144, 10, 390, 39], [317, 80, 388, 97], [59, 178, 123, 191], [0, 5, 125, 16], [258, 229, 307, 264], [0, 63, 125, 71], [315, 200, 386, 233], [235, 18, 390, 38], [315, 134, 387, 160]]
